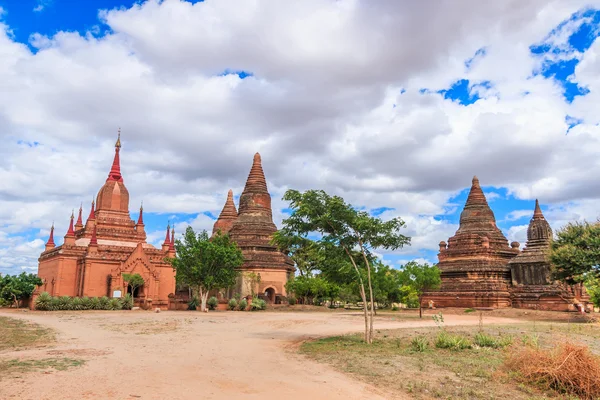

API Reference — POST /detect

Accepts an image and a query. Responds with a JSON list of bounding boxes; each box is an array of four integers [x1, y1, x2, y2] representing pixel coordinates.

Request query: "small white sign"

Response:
[[112, 290, 122, 298]]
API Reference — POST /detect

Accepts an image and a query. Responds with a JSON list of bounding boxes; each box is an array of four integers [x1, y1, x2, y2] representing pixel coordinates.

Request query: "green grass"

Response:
[[0, 316, 55, 352], [0, 358, 85, 375]]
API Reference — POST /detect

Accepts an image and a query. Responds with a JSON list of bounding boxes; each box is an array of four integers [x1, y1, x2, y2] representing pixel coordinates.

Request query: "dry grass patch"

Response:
[[300, 321, 600, 400], [101, 318, 181, 335], [505, 342, 600, 400], [0, 316, 55, 352]]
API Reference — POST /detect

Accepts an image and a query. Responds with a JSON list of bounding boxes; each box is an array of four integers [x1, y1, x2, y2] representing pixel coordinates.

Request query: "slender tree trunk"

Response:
[[201, 291, 209, 312], [343, 246, 371, 343], [358, 242, 375, 343], [419, 295, 423, 318]]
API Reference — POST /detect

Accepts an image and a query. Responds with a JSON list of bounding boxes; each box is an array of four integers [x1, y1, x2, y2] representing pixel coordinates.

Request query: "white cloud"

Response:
[[1, 0, 600, 274]]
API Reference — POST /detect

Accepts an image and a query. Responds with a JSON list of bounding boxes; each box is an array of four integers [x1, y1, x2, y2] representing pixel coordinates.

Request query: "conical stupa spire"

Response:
[[107, 129, 123, 182], [137, 202, 144, 225], [89, 224, 98, 246], [533, 199, 544, 220], [65, 211, 75, 237], [169, 227, 175, 251], [75, 204, 83, 228], [212, 189, 238, 236], [243, 153, 268, 194], [464, 176, 488, 207], [457, 176, 499, 234], [163, 223, 171, 246], [87, 200, 95, 221], [45, 223, 55, 249]]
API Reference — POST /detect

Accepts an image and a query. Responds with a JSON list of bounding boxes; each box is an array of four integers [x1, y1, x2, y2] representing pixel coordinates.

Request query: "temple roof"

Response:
[[212, 189, 238, 236], [510, 200, 553, 265], [96, 133, 130, 213]]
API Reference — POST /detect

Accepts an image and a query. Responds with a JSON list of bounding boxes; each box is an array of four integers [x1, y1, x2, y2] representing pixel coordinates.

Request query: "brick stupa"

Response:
[[217, 153, 294, 302], [423, 176, 520, 308], [36, 133, 176, 309], [509, 200, 590, 311]]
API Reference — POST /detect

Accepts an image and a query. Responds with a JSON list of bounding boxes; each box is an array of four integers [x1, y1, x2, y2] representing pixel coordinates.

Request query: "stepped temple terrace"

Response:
[[211, 153, 295, 303], [423, 177, 591, 311], [35, 135, 176, 309]]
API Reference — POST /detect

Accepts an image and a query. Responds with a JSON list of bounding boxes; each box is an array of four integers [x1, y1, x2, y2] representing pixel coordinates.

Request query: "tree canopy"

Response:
[[550, 221, 600, 284], [278, 189, 411, 343], [122, 273, 145, 297], [167, 227, 244, 311], [398, 261, 441, 318], [0, 272, 43, 307]]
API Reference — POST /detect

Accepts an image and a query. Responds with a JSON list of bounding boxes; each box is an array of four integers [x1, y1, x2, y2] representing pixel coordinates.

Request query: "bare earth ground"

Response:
[[0, 309, 523, 400]]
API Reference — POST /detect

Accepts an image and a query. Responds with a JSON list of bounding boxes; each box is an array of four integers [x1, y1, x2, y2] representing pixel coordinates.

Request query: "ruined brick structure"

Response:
[[508, 200, 590, 311], [213, 153, 295, 303], [423, 177, 590, 311], [35, 134, 176, 309]]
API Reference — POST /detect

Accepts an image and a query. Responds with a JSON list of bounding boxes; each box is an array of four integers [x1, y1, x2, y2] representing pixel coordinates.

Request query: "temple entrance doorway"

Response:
[[127, 284, 141, 299], [264, 287, 275, 303]]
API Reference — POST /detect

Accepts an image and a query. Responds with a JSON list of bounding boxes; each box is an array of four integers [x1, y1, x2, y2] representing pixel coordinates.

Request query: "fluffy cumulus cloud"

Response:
[[1, 0, 600, 274]]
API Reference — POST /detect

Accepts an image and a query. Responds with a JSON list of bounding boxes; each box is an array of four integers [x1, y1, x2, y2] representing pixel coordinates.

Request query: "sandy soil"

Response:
[[0, 309, 521, 400]]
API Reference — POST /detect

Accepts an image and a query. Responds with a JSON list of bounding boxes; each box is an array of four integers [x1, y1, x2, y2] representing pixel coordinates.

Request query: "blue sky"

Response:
[[1, 1, 600, 275]]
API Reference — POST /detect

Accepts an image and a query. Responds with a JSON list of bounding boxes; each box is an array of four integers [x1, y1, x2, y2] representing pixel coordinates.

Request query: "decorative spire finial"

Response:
[[65, 211, 75, 237], [115, 128, 121, 149], [46, 223, 56, 248], [533, 199, 544, 219], [137, 201, 144, 225], [169, 227, 175, 251]]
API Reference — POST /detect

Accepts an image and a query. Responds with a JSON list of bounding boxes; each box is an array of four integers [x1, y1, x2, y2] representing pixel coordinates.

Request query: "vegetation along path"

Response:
[[0, 309, 521, 400]]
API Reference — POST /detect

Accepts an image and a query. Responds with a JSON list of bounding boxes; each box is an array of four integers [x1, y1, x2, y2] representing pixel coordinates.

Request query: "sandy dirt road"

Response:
[[0, 310, 521, 400]]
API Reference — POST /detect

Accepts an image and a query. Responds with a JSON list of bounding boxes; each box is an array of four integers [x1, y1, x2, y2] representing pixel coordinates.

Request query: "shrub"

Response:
[[228, 298, 238, 311], [411, 336, 429, 352], [238, 298, 248, 311], [464, 308, 476, 313], [207, 296, 218, 311], [391, 305, 399, 311], [0, 298, 10, 307], [504, 342, 600, 400], [35, 292, 52, 311], [80, 296, 92, 310], [287, 296, 297, 306], [120, 294, 133, 310], [99, 296, 110, 310], [188, 296, 199, 311], [474, 332, 513, 348], [58, 296, 73, 310], [90, 297, 101, 310], [109, 298, 122, 310], [250, 297, 267, 311], [71, 297, 83, 311], [435, 331, 472, 350]]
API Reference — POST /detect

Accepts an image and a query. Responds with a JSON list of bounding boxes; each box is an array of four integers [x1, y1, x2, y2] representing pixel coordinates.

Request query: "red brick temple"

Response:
[[35, 134, 176, 309], [213, 153, 295, 303], [423, 176, 591, 311]]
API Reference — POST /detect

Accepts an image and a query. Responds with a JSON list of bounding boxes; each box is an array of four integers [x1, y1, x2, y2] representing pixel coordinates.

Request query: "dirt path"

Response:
[[0, 310, 521, 400]]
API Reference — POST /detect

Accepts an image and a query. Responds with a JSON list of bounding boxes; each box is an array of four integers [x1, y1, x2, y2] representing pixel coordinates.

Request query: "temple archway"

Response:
[[264, 287, 276, 303]]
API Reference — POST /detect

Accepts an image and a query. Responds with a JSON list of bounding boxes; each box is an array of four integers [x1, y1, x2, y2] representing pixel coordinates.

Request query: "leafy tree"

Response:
[[279, 189, 411, 343], [371, 262, 403, 309], [243, 272, 261, 297], [398, 261, 441, 318], [550, 221, 600, 284], [584, 275, 600, 308], [167, 227, 243, 312], [285, 275, 340, 305], [122, 273, 145, 299], [272, 232, 324, 277], [0, 273, 43, 308]]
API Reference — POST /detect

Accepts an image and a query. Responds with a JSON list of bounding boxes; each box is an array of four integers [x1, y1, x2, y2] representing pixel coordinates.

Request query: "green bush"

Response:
[[250, 297, 267, 311], [207, 296, 218, 311], [411, 336, 429, 352], [464, 308, 476, 313], [238, 298, 248, 311], [81, 297, 92, 310], [188, 296, 199, 311], [391, 305, 399, 311], [435, 331, 472, 350], [228, 298, 238, 311], [58, 296, 72, 310], [71, 297, 83, 310], [90, 297, 101, 310], [98, 296, 110, 310], [0, 298, 10, 307], [109, 298, 122, 310], [120, 294, 133, 310], [35, 292, 52, 311], [287, 296, 297, 306]]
